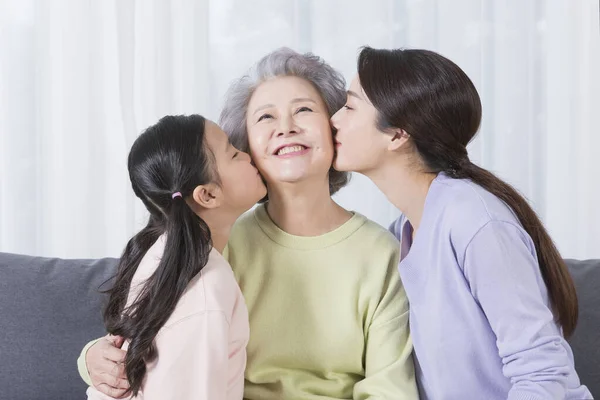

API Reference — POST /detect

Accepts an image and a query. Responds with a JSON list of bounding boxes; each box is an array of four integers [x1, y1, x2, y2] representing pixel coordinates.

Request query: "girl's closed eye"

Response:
[[343, 104, 353, 111], [232, 151, 239, 159]]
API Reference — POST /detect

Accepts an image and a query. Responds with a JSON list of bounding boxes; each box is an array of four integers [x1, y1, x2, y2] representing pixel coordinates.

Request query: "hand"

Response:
[[87, 335, 130, 398]]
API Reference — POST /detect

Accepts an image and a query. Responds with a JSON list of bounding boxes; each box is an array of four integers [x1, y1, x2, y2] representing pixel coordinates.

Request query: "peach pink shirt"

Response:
[[87, 235, 248, 400]]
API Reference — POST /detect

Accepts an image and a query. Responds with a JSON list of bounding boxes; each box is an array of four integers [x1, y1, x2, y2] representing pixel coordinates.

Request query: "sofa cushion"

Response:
[[0, 252, 118, 400], [0, 252, 597, 398], [566, 258, 600, 397]]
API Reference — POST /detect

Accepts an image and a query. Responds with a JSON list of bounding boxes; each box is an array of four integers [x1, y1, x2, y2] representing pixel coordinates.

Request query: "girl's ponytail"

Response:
[[103, 114, 216, 395]]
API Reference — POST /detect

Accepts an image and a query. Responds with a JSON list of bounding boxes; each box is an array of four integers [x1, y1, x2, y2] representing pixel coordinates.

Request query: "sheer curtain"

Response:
[[1, 0, 599, 259]]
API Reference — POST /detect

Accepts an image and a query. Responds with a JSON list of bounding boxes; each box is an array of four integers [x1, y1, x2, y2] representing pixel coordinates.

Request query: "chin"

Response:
[[263, 159, 332, 184], [272, 174, 307, 183], [258, 186, 268, 199], [332, 157, 352, 172], [268, 167, 313, 183]]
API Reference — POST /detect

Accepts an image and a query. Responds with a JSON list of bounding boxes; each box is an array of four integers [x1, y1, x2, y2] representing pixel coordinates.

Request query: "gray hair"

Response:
[[219, 47, 350, 198]]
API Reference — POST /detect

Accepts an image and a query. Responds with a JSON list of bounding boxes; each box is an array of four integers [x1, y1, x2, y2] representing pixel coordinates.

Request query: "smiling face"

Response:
[[245, 76, 335, 187]]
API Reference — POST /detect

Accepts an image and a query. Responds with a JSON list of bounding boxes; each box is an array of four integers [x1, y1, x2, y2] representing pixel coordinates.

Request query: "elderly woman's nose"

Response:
[[277, 115, 299, 136]]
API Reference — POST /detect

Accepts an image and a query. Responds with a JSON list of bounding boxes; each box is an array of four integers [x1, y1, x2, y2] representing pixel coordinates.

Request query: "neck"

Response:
[[265, 177, 351, 236], [365, 159, 436, 232], [200, 212, 236, 254], [209, 225, 231, 254]]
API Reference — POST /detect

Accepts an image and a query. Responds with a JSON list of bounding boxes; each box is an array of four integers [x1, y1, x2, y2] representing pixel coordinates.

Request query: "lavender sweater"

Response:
[[390, 173, 592, 400]]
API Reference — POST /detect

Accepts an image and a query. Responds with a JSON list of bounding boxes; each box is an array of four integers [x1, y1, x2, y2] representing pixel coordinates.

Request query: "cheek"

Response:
[[226, 168, 253, 198], [248, 144, 272, 177], [335, 112, 350, 130], [317, 133, 335, 162], [340, 118, 372, 158], [313, 120, 335, 149], [247, 126, 268, 154], [350, 114, 374, 143], [218, 170, 236, 197], [335, 114, 358, 144], [348, 113, 364, 133]]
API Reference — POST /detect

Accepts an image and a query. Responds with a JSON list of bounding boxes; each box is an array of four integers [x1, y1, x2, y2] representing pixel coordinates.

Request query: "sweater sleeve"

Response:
[[463, 220, 571, 400], [140, 311, 235, 400], [78, 338, 101, 386], [352, 254, 419, 400]]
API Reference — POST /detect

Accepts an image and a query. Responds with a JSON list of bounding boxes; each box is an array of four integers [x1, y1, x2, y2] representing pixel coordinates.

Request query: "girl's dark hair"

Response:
[[103, 114, 215, 395], [357, 47, 578, 338]]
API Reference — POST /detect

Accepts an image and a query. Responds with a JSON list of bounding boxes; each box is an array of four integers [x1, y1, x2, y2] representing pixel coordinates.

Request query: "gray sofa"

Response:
[[0, 253, 598, 400]]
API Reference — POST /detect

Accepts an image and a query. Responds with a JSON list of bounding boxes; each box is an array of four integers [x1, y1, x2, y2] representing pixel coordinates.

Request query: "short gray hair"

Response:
[[219, 47, 350, 197]]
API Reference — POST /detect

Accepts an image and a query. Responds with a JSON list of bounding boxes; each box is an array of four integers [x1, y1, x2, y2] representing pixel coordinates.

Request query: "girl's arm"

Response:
[[463, 220, 571, 400], [142, 311, 234, 400], [78, 336, 129, 398]]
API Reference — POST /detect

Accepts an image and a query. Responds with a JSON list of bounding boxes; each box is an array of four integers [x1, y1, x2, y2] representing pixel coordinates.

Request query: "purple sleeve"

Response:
[[463, 220, 571, 400]]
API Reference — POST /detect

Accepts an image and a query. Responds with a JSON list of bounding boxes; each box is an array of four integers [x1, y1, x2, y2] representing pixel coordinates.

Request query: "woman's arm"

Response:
[[353, 262, 419, 400], [463, 220, 572, 400]]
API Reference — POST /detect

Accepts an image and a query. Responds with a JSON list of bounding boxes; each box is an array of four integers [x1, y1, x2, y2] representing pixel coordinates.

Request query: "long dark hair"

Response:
[[357, 47, 578, 338], [103, 114, 215, 395]]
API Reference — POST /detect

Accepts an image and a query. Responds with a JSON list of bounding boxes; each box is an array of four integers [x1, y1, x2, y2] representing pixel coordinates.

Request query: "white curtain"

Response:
[[1, 0, 599, 259]]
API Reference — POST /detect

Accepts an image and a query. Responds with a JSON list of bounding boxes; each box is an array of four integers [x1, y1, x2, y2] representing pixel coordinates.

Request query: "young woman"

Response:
[[331, 47, 592, 400], [86, 115, 266, 399], [78, 49, 419, 399]]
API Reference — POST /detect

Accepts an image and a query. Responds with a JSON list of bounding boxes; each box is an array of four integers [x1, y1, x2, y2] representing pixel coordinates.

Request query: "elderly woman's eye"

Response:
[[295, 107, 313, 114], [258, 113, 273, 122]]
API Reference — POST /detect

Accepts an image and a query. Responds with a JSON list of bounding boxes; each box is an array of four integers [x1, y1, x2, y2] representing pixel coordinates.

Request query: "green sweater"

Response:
[[226, 205, 417, 399], [78, 204, 418, 399]]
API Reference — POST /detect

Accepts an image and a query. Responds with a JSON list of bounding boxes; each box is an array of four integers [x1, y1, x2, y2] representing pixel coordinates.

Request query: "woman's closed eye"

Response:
[[343, 104, 353, 111], [295, 106, 313, 114], [257, 113, 273, 122]]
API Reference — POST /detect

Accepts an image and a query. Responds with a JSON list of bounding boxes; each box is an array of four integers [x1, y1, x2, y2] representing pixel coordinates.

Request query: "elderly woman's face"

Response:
[[245, 76, 334, 187]]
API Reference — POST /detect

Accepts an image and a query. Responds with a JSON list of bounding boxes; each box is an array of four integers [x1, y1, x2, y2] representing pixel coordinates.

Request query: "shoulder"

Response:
[[230, 207, 260, 238], [355, 215, 400, 252], [166, 250, 243, 327], [429, 174, 534, 263], [435, 175, 520, 234], [225, 207, 262, 257], [343, 216, 400, 282], [438, 175, 514, 218], [355, 220, 407, 317], [386, 176, 510, 244]]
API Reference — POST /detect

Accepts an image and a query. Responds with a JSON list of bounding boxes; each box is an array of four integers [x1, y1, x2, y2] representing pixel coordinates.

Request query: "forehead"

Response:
[[249, 76, 325, 106], [204, 121, 228, 150], [349, 75, 364, 94], [348, 75, 371, 104]]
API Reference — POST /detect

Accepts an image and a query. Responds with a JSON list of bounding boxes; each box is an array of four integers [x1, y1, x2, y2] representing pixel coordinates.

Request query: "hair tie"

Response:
[[172, 192, 182, 199]]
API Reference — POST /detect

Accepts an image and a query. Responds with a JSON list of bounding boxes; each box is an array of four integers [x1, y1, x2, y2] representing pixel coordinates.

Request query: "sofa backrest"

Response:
[[0, 252, 118, 400], [566, 258, 600, 397], [0, 253, 598, 399]]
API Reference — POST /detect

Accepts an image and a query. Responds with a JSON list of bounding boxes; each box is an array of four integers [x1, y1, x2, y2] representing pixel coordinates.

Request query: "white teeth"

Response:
[[277, 145, 305, 156]]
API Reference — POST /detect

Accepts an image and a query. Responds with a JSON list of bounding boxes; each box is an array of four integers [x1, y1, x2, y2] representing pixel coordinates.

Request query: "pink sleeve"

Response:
[[142, 311, 233, 400]]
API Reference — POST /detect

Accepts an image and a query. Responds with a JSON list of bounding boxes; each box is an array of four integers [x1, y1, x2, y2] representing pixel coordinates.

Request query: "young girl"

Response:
[[86, 114, 266, 399], [332, 48, 592, 399]]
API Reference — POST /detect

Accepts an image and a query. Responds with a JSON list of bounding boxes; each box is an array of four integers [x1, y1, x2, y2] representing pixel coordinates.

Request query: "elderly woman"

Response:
[[77, 48, 418, 400]]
